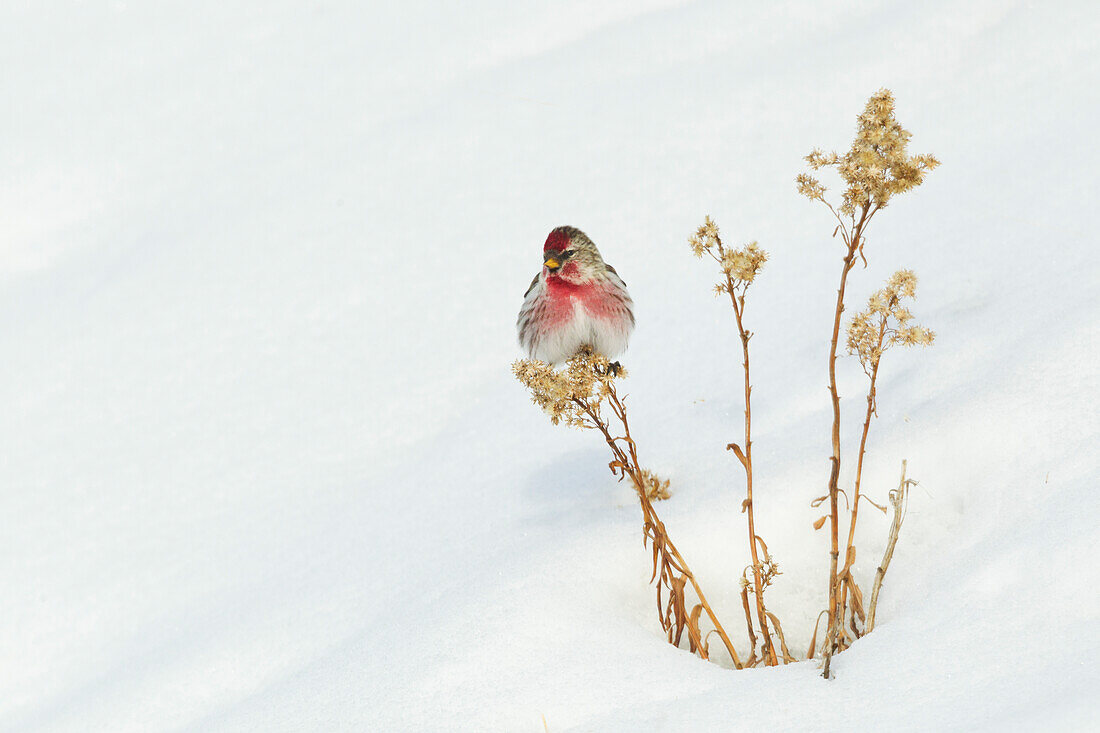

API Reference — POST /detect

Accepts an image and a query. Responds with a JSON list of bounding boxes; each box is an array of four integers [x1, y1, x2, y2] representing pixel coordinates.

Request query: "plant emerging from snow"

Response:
[[796, 88, 938, 678], [514, 351, 741, 664], [689, 217, 794, 667], [814, 271, 936, 660]]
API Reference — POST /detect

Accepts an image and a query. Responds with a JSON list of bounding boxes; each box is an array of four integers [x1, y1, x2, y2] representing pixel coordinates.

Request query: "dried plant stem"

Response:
[[766, 611, 797, 664], [867, 460, 910, 633], [739, 584, 758, 659], [693, 226, 779, 668], [574, 387, 744, 669], [846, 347, 882, 556], [822, 202, 878, 679], [723, 270, 778, 667], [692, 227, 780, 668], [835, 318, 886, 640]]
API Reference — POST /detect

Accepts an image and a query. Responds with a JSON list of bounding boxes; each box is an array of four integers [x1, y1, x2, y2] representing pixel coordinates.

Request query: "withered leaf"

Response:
[[727, 443, 748, 468]]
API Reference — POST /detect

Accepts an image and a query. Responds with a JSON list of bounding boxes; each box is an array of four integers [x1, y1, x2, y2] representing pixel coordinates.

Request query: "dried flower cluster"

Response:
[[512, 351, 621, 429], [689, 215, 769, 290], [740, 550, 781, 595], [687, 214, 720, 256], [797, 89, 940, 217], [739, 547, 797, 665], [847, 270, 936, 372], [639, 468, 672, 501]]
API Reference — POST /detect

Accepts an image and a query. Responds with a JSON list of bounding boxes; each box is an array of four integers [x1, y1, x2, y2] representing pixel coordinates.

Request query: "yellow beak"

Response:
[[544, 257, 560, 270]]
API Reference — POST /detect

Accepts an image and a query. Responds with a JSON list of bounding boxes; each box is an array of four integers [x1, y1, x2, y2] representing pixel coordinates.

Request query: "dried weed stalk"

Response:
[[866, 460, 916, 632], [818, 272, 934, 654], [797, 88, 938, 678], [689, 217, 786, 667], [513, 352, 743, 667]]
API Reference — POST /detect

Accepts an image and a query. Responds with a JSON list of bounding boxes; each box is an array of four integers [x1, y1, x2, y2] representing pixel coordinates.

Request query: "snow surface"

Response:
[[2, 1, 1098, 731]]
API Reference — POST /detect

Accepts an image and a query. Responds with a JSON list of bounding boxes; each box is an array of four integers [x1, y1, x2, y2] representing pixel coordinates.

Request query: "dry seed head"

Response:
[[761, 556, 780, 587], [805, 148, 839, 170], [721, 241, 768, 283], [639, 469, 672, 501], [689, 216, 768, 288], [689, 214, 721, 257], [847, 269, 935, 369], [512, 350, 624, 427], [796, 173, 826, 201], [798, 89, 939, 217]]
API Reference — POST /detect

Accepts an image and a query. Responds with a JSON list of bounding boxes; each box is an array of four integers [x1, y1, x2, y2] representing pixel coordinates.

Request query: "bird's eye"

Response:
[[562, 249, 575, 258]]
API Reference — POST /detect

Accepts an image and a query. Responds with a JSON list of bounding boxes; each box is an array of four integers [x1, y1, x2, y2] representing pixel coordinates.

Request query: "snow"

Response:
[[1, 1, 1098, 731]]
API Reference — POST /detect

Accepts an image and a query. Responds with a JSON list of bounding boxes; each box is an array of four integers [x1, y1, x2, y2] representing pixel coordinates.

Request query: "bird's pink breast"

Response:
[[543, 276, 624, 326], [520, 269, 633, 363]]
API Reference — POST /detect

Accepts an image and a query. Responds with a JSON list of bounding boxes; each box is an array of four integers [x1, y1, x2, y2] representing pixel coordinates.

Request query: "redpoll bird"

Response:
[[517, 226, 635, 365]]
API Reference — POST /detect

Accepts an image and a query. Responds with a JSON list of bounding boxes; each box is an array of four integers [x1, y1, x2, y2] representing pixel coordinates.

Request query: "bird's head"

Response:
[[542, 226, 606, 283]]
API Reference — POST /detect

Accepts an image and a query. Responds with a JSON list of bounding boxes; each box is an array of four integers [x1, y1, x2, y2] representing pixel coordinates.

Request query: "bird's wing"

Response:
[[523, 272, 540, 298], [605, 263, 626, 288], [603, 264, 634, 327]]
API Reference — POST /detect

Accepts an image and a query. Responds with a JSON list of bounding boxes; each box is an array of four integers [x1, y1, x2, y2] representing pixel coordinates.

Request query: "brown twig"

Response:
[[765, 611, 797, 664], [821, 202, 870, 679], [867, 460, 912, 632], [739, 578, 759, 665], [835, 313, 886, 641]]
